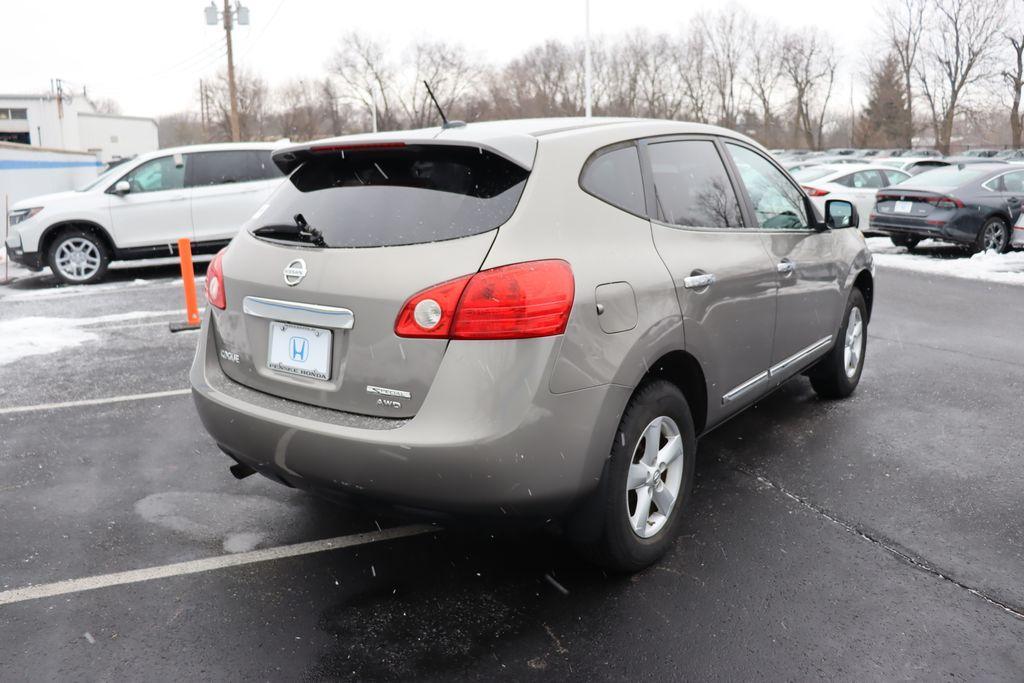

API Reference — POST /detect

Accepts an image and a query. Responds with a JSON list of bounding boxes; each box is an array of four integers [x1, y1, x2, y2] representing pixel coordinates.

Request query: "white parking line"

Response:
[[0, 524, 436, 606], [0, 388, 192, 416]]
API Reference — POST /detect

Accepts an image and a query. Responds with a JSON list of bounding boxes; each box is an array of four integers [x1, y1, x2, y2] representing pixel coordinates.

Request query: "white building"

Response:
[[0, 91, 158, 163]]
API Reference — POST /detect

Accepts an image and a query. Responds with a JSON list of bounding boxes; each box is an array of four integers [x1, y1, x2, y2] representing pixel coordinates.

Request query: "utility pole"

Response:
[[584, 0, 592, 118], [205, 1, 249, 141]]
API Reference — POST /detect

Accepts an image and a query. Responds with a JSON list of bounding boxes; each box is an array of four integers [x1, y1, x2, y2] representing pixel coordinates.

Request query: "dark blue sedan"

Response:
[[870, 163, 1022, 253]]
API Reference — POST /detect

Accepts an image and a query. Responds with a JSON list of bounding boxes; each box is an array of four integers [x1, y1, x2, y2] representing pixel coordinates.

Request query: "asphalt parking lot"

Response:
[[1, 260, 1023, 680]]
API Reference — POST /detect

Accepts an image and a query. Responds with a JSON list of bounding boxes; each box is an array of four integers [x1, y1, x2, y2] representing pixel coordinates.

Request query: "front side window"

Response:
[[121, 156, 186, 193], [580, 144, 646, 216], [725, 143, 809, 230], [647, 139, 743, 228]]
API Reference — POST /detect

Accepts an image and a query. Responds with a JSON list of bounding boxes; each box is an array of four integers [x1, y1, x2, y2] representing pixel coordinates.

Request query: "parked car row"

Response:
[[770, 148, 1024, 253]]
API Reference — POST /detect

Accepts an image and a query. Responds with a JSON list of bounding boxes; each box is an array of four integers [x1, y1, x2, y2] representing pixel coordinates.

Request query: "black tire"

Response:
[[809, 289, 867, 399], [890, 234, 921, 251], [569, 379, 697, 572], [46, 229, 110, 285], [974, 217, 1010, 254]]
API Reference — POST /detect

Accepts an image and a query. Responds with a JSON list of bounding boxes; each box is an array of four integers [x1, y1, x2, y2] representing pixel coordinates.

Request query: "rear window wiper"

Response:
[[293, 213, 327, 247], [253, 213, 326, 247]]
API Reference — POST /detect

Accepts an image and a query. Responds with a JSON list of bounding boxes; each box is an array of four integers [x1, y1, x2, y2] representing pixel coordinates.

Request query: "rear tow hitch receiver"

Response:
[[229, 463, 257, 480]]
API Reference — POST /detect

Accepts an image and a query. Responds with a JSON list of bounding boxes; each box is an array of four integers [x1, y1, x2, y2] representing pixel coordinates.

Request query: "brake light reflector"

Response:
[[803, 186, 830, 197], [205, 248, 227, 310], [310, 142, 406, 154], [395, 260, 575, 340]]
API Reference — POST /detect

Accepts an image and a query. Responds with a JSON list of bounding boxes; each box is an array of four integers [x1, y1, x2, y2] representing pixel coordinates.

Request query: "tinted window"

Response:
[[725, 143, 809, 230], [252, 145, 529, 248], [121, 155, 186, 193], [580, 144, 646, 215], [647, 140, 743, 228], [189, 150, 280, 186]]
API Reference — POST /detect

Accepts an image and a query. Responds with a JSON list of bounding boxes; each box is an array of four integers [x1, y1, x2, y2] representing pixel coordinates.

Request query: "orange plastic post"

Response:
[[178, 238, 201, 326]]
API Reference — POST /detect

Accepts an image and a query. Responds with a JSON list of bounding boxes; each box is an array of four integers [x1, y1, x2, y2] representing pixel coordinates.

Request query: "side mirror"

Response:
[[112, 180, 131, 195], [825, 199, 859, 229]]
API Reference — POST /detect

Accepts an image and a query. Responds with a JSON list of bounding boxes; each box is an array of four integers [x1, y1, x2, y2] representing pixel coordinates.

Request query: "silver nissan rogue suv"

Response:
[[190, 117, 873, 571]]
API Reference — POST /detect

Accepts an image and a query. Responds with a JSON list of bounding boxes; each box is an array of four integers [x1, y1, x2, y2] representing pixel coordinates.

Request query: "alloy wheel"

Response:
[[54, 237, 102, 282], [844, 306, 864, 379], [626, 415, 685, 539], [983, 222, 1006, 252]]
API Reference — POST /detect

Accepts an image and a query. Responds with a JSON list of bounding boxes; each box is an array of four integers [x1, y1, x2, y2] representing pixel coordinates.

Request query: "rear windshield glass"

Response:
[[251, 145, 529, 248], [900, 166, 988, 191], [791, 166, 836, 182]]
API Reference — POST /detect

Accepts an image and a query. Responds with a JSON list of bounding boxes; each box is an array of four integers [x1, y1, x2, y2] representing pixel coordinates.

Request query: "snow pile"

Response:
[[0, 310, 177, 366], [867, 237, 1024, 286]]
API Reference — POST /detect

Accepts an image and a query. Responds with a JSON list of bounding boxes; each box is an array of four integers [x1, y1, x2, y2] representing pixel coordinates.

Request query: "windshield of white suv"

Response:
[[77, 163, 130, 191]]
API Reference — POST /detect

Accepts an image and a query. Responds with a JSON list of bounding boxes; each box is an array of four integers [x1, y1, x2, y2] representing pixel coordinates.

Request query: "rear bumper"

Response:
[[189, 312, 631, 517], [1012, 225, 1024, 250]]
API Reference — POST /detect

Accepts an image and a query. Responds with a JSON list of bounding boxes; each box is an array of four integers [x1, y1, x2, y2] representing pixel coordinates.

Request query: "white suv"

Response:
[[5, 142, 284, 284]]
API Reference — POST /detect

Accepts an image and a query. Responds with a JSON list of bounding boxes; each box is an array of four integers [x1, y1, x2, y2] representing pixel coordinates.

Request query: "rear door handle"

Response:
[[777, 259, 796, 275], [683, 273, 716, 289]]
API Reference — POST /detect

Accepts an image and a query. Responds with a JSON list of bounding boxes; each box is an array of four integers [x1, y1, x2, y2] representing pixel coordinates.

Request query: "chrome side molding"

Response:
[[721, 335, 833, 405], [769, 335, 832, 377], [722, 371, 769, 404], [243, 296, 354, 330]]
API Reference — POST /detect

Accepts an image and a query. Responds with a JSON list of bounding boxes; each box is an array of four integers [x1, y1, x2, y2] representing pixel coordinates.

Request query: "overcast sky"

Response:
[[3, 0, 878, 118]]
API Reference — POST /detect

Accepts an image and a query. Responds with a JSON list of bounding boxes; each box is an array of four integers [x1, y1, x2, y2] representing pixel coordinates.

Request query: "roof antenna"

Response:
[[423, 80, 465, 129]]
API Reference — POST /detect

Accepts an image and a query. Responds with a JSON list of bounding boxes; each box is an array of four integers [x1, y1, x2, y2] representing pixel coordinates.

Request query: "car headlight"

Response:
[[8, 207, 43, 226]]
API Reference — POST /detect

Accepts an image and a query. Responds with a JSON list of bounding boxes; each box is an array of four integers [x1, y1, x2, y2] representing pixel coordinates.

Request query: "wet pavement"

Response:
[[1, 261, 1022, 679]]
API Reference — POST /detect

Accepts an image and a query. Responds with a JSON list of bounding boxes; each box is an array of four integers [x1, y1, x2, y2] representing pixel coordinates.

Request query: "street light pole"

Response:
[[584, 0, 592, 118], [223, 0, 241, 141]]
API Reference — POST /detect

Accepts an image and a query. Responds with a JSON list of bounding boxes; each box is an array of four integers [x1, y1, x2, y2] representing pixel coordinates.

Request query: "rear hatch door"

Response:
[[212, 142, 531, 418]]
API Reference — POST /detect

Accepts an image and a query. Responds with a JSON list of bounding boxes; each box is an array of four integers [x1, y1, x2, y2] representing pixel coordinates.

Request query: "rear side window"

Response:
[[647, 140, 743, 228], [253, 145, 529, 248], [580, 144, 646, 216], [189, 150, 281, 186], [835, 170, 886, 189]]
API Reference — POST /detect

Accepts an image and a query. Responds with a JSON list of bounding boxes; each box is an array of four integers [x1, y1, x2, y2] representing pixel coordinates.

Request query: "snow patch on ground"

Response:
[[867, 237, 1024, 286], [0, 310, 179, 366]]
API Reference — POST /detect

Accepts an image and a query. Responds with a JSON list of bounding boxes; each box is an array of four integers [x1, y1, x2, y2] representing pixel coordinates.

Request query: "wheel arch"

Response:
[[39, 220, 116, 259], [635, 350, 709, 436], [852, 268, 874, 323]]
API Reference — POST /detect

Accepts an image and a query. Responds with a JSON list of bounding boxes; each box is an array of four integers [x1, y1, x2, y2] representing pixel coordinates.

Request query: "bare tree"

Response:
[[917, 0, 1007, 154], [700, 7, 749, 128], [880, 0, 927, 146], [679, 26, 717, 123], [1004, 28, 1024, 147], [401, 42, 481, 127], [90, 97, 122, 115], [745, 17, 785, 142], [329, 33, 399, 130], [782, 32, 837, 149], [208, 68, 270, 140]]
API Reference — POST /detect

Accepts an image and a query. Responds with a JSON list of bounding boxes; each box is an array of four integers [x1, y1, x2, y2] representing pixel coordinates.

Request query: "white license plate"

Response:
[[894, 200, 914, 213], [267, 322, 332, 381]]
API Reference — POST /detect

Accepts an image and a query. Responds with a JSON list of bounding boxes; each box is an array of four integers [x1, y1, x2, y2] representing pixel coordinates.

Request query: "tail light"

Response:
[[803, 186, 830, 197], [395, 260, 574, 340], [932, 196, 963, 209], [205, 248, 227, 310]]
